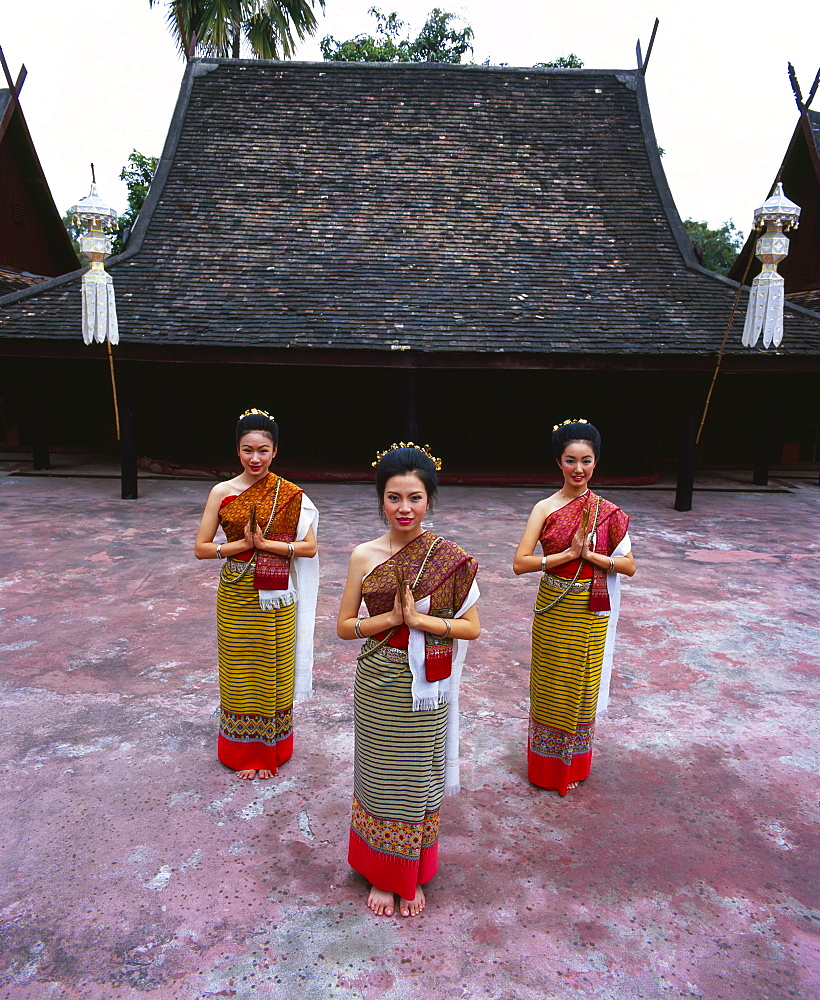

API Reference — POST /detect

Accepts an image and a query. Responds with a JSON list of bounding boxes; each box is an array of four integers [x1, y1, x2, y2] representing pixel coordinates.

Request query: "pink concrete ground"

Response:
[[0, 474, 817, 1000]]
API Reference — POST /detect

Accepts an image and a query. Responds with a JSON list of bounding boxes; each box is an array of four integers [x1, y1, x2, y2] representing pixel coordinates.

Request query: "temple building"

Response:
[[1, 60, 818, 481]]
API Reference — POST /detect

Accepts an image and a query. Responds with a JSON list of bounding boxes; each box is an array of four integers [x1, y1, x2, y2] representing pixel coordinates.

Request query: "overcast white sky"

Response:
[[2, 0, 818, 235]]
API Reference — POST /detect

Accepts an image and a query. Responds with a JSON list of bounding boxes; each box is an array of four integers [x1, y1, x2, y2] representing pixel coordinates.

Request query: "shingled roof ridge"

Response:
[[190, 56, 639, 77]]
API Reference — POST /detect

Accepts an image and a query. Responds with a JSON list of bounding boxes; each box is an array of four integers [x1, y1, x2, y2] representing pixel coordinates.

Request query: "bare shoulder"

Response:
[[531, 493, 561, 518], [349, 536, 390, 577], [208, 480, 236, 503]]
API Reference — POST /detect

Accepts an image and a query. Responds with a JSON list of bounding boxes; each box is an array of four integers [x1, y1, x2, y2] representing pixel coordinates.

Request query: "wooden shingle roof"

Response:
[[2, 59, 819, 362]]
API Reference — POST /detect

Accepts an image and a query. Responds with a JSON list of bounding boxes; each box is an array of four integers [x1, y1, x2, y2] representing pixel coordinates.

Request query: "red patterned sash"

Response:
[[363, 531, 478, 679], [219, 474, 303, 591], [539, 492, 629, 612]]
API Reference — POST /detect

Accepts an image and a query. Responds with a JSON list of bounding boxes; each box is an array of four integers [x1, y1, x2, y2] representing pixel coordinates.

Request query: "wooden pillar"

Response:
[[118, 365, 138, 499], [674, 400, 698, 512]]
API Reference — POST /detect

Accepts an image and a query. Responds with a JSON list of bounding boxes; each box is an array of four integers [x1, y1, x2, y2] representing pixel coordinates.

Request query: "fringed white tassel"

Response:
[[81, 268, 118, 345], [412, 693, 448, 712], [258, 591, 296, 611], [742, 271, 785, 348]]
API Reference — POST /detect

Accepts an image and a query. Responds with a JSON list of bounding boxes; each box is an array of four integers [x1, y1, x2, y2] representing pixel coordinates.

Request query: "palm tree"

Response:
[[150, 0, 326, 61]]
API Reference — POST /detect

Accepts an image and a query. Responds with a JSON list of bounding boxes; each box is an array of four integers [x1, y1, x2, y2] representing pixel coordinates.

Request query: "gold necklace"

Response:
[[559, 488, 589, 502]]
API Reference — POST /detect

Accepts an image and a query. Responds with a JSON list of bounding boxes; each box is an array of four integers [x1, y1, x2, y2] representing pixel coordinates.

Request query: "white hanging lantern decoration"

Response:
[[741, 182, 801, 349], [70, 181, 119, 345]]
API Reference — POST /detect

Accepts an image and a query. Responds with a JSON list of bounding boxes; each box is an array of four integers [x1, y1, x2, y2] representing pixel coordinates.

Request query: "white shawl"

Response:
[[595, 530, 631, 715], [407, 579, 480, 795], [257, 494, 319, 702]]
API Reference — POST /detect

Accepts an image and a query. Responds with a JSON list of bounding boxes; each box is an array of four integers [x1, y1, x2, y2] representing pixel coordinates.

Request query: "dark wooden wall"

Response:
[[2, 357, 817, 479], [0, 110, 77, 278]]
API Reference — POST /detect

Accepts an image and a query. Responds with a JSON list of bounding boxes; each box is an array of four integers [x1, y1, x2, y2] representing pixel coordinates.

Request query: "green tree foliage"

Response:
[[320, 6, 473, 63], [112, 150, 159, 255], [149, 0, 325, 60], [683, 218, 745, 275], [534, 53, 583, 68]]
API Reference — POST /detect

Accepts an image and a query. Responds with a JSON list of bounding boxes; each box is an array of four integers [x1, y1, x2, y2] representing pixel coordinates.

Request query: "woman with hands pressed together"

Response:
[[338, 444, 479, 919], [195, 409, 318, 780], [513, 420, 635, 796]]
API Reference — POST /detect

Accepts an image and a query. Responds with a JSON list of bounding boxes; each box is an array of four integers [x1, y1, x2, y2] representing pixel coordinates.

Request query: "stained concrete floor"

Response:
[[0, 474, 817, 1000]]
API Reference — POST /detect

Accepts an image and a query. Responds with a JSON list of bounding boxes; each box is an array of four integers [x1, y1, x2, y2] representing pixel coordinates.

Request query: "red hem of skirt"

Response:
[[348, 830, 438, 900], [218, 732, 293, 771], [527, 743, 592, 796]]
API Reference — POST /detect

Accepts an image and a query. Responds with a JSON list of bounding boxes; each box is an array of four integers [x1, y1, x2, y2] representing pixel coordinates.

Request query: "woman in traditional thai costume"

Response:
[[337, 444, 480, 918], [513, 420, 635, 795], [195, 409, 319, 780]]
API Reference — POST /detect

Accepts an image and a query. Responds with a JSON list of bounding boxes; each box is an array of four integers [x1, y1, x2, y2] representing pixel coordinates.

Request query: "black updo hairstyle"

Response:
[[374, 447, 439, 507], [235, 410, 279, 447], [551, 420, 601, 461]]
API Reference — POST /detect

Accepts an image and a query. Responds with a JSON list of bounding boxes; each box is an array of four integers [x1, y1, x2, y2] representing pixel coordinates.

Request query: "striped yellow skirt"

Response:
[[216, 561, 296, 772], [348, 645, 448, 900], [528, 575, 608, 794]]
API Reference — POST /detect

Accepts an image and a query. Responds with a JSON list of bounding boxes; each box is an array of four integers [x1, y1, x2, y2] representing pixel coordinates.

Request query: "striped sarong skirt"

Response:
[[528, 575, 608, 795], [348, 646, 448, 900], [216, 562, 296, 772]]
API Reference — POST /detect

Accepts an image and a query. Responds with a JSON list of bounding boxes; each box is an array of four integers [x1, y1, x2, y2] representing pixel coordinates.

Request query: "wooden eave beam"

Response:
[[0, 339, 817, 374]]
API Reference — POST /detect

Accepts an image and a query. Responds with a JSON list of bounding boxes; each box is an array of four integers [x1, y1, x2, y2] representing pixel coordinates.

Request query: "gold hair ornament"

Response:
[[239, 408, 276, 420], [552, 418, 589, 432], [372, 441, 442, 471]]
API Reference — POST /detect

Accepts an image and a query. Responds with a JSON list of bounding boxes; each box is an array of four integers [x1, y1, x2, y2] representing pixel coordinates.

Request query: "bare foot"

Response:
[[236, 769, 257, 780], [400, 885, 426, 918], [567, 781, 579, 790], [367, 886, 394, 917], [257, 769, 276, 779]]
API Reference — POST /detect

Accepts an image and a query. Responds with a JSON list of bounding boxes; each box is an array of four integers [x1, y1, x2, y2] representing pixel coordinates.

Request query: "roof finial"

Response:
[[805, 66, 820, 111], [636, 18, 659, 76], [788, 63, 804, 112]]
